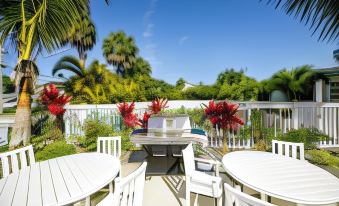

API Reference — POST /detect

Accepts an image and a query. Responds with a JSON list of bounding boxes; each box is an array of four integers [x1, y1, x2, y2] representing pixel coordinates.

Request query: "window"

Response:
[[330, 81, 339, 102]]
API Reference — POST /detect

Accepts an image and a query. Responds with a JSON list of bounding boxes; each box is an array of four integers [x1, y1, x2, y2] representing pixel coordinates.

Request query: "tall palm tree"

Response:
[[268, 65, 315, 101], [125, 57, 152, 78], [102, 31, 139, 76], [52, 55, 86, 78], [0, 0, 88, 148], [61, 15, 96, 68], [266, 0, 339, 42]]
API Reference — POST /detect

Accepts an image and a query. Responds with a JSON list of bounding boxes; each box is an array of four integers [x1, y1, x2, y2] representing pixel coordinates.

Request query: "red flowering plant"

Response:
[[40, 84, 72, 131], [140, 98, 169, 129], [117, 102, 142, 129], [202, 100, 244, 153]]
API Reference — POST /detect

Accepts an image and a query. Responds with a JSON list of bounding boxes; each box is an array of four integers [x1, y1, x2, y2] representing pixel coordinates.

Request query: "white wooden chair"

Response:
[[97, 136, 122, 158], [97, 136, 122, 193], [0, 145, 35, 178], [272, 140, 304, 160], [224, 183, 276, 206], [182, 143, 222, 206], [96, 162, 147, 206]]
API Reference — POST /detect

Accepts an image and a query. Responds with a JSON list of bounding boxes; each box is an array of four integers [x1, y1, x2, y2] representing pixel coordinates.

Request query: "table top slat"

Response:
[[40, 161, 57, 206], [49, 158, 71, 204], [11, 167, 30, 206], [57, 158, 82, 199], [0, 172, 19, 206], [62, 156, 92, 191], [27, 163, 42, 206]]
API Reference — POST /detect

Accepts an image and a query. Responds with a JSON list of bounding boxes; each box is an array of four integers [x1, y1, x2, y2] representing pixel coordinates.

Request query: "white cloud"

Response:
[[179, 36, 190, 45], [143, 24, 154, 37]]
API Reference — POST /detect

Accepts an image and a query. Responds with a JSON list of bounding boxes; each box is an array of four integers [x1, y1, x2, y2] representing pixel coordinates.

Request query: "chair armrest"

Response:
[[194, 157, 220, 176], [194, 157, 219, 165]]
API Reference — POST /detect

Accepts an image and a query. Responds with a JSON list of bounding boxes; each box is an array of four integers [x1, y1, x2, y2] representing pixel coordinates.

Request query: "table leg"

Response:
[[85, 196, 91, 206], [260, 193, 268, 201]]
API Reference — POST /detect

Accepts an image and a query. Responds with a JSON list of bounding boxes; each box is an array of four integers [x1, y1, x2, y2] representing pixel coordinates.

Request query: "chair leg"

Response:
[[185, 176, 191, 206], [109, 182, 113, 193], [216, 196, 222, 206], [85, 196, 90, 206]]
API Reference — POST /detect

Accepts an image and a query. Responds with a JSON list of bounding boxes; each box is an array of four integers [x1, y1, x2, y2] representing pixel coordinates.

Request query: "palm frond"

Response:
[[265, 0, 339, 42]]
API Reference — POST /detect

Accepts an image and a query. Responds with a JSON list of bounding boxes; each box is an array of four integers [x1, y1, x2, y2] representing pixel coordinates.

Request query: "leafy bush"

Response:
[[79, 118, 136, 151], [81, 119, 114, 151], [307, 149, 339, 168], [35, 140, 76, 161], [278, 128, 328, 149], [254, 139, 267, 151], [31, 119, 64, 151]]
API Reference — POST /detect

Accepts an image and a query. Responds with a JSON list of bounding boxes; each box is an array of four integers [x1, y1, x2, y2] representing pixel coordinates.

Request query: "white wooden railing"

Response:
[[64, 101, 339, 148]]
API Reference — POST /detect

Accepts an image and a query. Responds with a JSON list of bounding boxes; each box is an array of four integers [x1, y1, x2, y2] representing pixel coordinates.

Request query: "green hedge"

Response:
[[307, 149, 339, 168], [35, 140, 77, 161], [278, 128, 328, 149]]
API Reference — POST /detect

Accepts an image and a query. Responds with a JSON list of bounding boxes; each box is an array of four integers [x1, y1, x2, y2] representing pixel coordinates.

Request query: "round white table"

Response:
[[0, 152, 120, 206], [222, 151, 339, 205]]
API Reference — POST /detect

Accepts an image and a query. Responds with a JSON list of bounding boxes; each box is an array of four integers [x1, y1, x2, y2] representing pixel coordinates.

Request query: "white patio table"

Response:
[[0, 152, 120, 206], [222, 151, 339, 206]]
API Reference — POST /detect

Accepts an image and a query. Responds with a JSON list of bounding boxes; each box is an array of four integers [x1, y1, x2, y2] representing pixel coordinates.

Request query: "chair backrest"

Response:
[[272, 140, 304, 160], [97, 136, 121, 158], [0, 145, 35, 178], [182, 143, 195, 175], [113, 162, 147, 206], [224, 183, 276, 206]]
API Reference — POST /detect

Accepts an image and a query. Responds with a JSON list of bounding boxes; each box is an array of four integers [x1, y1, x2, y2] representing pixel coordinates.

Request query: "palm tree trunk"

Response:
[[9, 77, 32, 148]]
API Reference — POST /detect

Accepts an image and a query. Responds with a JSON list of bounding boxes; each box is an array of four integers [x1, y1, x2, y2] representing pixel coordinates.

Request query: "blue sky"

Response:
[[4, 0, 338, 85]]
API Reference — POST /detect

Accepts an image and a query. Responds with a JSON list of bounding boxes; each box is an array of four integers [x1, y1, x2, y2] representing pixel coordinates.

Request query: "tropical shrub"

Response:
[[31, 119, 64, 151], [35, 140, 76, 161], [202, 100, 244, 152], [81, 119, 114, 151], [278, 128, 328, 149], [307, 149, 339, 168]]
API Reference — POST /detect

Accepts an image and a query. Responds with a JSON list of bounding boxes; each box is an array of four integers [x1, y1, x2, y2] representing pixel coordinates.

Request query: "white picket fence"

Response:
[[64, 101, 339, 148]]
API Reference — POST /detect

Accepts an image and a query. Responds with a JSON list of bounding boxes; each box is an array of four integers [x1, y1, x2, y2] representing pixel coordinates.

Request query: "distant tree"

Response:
[[268, 65, 316, 101], [216, 68, 260, 101], [176, 78, 186, 90], [216, 68, 244, 86], [3, 75, 15, 93], [265, 0, 339, 42], [183, 85, 218, 100], [102, 31, 139, 76], [125, 57, 152, 78], [61, 14, 96, 68]]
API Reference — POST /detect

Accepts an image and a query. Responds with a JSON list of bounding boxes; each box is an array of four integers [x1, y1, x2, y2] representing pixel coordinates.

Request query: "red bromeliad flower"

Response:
[[117, 102, 136, 117], [148, 98, 168, 114], [117, 102, 141, 128], [202, 100, 244, 132], [141, 112, 151, 129], [40, 84, 72, 116], [123, 113, 142, 128]]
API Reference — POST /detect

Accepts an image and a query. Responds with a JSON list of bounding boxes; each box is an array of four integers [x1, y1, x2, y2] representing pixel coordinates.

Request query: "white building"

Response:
[[315, 66, 339, 102]]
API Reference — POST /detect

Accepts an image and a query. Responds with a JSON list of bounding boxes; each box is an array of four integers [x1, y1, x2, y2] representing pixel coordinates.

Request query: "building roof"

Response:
[[316, 66, 339, 77]]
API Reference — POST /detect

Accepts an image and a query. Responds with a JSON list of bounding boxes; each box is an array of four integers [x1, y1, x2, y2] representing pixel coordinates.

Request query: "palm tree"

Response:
[[266, 0, 339, 42], [268, 65, 315, 101], [0, 0, 88, 148], [52, 55, 86, 78], [102, 31, 139, 76], [61, 15, 96, 68], [125, 57, 152, 78]]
